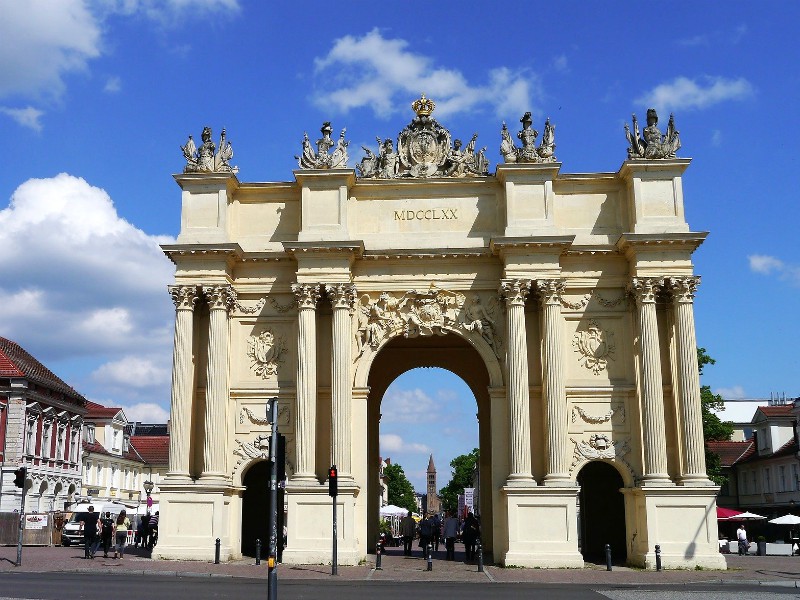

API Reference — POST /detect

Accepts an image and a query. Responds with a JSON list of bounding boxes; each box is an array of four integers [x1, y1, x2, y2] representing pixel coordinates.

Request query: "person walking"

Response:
[[114, 510, 131, 559], [737, 523, 749, 555], [431, 512, 442, 552], [99, 511, 115, 558], [442, 510, 459, 561], [78, 505, 100, 559], [400, 510, 416, 557], [147, 511, 160, 549], [462, 512, 480, 561], [419, 514, 433, 556]]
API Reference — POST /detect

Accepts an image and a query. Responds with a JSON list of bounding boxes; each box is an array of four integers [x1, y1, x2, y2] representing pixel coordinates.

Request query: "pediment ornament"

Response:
[[181, 126, 237, 173], [573, 319, 616, 375], [625, 109, 681, 160]]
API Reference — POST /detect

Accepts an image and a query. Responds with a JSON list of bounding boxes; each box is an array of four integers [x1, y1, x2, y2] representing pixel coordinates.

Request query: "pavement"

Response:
[[3, 543, 800, 587]]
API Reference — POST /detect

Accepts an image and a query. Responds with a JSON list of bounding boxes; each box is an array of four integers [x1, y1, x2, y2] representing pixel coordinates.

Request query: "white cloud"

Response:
[[710, 129, 722, 146], [714, 386, 747, 400], [98, 0, 240, 25], [553, 55, 569, 72], [0, 173, 175, 375], [92, 356, 171, 389], [115, 401, 170, 423], [380, 433, 430, 454], [748, 254, 800, 286], [635, 76, 753, 112], [104, 76, 121, 93], [381, 388, 438, 423], [313, 29, 538, 120], [0, 106, 44, 131]]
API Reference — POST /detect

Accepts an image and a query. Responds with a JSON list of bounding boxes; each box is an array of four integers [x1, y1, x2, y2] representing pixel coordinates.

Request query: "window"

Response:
[[112, 430, 120, 450], [794, 464, 800, 491], [111, 465, 117, 488], [764, 469, 771, 493], [42, 422, 51, 458], [780, 466, 787, 492], [85, 425, 95, 444], [25, 420, 35, 454], [57, 427, 65, 459], [740, 472, 747, 495], [751, 471, 758, 493], [70, 432, 77, 462]]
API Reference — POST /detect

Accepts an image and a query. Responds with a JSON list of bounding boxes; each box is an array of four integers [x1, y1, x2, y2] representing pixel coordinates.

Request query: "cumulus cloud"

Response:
[[635, 76, 753, 112], [103, 76, 121, 93], [0, 174, 175, 397], [748, 254, 800, 286], [380, 433, 430, 454], [109, 401, 170, 423], [0, 106, 44, 131], [381, 388, 438, 424], [313, 29, 537, 120], [714, 386, 747, 400], [97, 0, 240, 25]]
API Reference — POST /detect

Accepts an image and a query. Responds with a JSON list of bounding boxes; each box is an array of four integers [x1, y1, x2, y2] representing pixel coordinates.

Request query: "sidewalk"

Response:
[[3, 544, 800, 587]]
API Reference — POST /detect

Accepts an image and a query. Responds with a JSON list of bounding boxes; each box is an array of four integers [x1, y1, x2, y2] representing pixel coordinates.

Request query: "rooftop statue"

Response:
[[500, 113, 556, 163], [357, 94, 489, 179], [625, 108, 681, 160], [296, 122, 349, 169], [181, 126, 238, 173]]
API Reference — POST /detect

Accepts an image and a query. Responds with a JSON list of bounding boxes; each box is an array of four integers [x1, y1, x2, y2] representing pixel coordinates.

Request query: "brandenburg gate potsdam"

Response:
[[154, 97, 726, 569]]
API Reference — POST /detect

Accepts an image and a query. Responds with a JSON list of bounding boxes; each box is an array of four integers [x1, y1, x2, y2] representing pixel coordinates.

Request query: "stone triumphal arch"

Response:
[[156, 98, 725, 569]]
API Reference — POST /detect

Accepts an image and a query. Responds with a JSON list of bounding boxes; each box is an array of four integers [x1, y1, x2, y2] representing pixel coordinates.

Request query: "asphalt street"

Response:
[[1, 573, 800, 600]]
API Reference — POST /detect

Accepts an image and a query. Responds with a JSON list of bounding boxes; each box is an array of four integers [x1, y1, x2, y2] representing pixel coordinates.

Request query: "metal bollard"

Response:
[[605, 543, 612, 571], [375, 541, 382, 570], [426, 543, 433, 571], [256, 539, 261, 566], [215, 538, 221, 564], [477, 539, 484, 573], [655, 544, 661, 571]]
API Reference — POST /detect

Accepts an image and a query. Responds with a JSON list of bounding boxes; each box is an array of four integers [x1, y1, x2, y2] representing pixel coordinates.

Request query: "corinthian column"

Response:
[[291, 283, 321, 483], [535, 279, 571, 485], [629, 278, 671, 484], [499, 279, 535, 484], [669, 276, 712, 485], [167, 285, 198, 478], [326, 283, 356, 479], [202, 285, 235, 481]]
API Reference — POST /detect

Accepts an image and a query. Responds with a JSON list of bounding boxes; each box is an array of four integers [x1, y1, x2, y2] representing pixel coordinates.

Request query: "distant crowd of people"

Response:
[[396, 510, 481, 561], [77, 505, 160, 559]]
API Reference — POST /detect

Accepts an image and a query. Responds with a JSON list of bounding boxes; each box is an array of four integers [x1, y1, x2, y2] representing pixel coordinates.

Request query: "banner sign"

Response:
[[25, 514, 48, 530]]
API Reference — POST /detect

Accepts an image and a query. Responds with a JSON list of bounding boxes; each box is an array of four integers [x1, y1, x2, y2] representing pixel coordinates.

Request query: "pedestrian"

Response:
[[737, 523, 749, 555], [400, 510, 416, 557], [148, 511, 160, 549], [419, 513, 433, 556], [442, 510, 459, 561], [114, 510, 131, 559], [431, 512, 442, 552], [100, 511, 115, 558], [462, 512, 480, 561], [136, 513, 149, 548], [77, 505, 100, 559]]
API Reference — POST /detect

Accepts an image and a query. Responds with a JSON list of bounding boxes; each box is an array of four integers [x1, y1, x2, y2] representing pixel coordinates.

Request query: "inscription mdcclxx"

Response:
[[394, 208, 459, 221]]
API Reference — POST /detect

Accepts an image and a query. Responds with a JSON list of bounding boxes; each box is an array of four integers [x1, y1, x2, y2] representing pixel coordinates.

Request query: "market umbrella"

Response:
[[717, 507, 743, 520], [379, 504, 408, 517], [769, 514, 800, 525], [732, 511, 767, 521]]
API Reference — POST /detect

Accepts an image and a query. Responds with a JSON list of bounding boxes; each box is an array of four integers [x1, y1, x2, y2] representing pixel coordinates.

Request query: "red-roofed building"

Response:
[[0, 337, 86, 512]]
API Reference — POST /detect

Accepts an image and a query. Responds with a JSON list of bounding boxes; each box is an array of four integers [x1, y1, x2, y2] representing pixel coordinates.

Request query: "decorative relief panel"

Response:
[[573, 319, 616, 375], [559, 290, 628, 311], [354, 285, 503, 359], [246, 329, 287, 379], [571, 405, 625, 425], [239, 404, 291, 429], [570, 433, 633, 476]]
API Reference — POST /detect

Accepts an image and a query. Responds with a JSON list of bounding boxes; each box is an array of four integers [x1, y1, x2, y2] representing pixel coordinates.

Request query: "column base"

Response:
[[501, 485, 583, 568], [199, 473, 231, 486], [639, 475, 674, 487], [289, 473, 320, 487], [505, 474, 537, 487], [543, 474, 576, 487], [677, 475, 716, 487]]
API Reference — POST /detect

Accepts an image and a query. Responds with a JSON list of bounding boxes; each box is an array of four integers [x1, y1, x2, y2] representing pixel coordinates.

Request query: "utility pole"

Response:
[[267, 399, 278, 600]]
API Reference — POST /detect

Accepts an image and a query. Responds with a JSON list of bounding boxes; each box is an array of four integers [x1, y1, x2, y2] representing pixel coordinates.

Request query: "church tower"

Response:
[[426, 454, 440, 514]]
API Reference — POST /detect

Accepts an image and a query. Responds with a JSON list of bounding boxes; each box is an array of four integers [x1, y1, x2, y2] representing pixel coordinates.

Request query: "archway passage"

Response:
[[577, 461, 626, 563], [241, 460, 271, 557]]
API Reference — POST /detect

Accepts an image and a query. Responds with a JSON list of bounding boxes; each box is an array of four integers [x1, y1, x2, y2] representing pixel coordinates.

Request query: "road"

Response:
[[1, 572, 799, 600]]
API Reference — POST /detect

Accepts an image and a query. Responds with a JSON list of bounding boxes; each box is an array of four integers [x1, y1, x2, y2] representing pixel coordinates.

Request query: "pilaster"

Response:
[[326, 283, 356, 479]]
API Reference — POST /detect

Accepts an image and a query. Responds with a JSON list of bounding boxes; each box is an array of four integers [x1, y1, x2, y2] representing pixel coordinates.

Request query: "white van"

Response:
[[62, 502, 129, 546]]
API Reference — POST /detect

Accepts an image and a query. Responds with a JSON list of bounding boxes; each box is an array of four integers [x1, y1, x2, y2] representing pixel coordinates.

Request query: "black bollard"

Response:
[[655, 544, 661, 572], [426, 543, 433, 571], [256, 539, 262, 566], [215, 538, 221, 564], [477, 539, 484, 573], [375, 541, 382, 570], [605, 543, 612, 571]]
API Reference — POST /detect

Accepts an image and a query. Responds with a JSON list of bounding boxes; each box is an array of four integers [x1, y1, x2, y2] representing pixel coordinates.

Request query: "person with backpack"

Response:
[[99, 511, 115, 558], [114, 510, 131, 559]]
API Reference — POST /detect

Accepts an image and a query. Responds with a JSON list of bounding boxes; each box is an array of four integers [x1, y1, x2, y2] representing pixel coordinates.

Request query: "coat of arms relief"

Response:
[[354, 285, 503, 359], [572, 319, 616, 375], [247, 329, 287, 379]]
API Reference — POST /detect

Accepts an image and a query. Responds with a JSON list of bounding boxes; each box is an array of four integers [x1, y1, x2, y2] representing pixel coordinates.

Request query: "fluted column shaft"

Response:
[[327, 283, 356, 478], [292, 283, 321, 482], [670, 276, 710, 484], [167, 285, 198, 477], [630, 278, 670, 483], [536, 280, 570, 484], [202, 285, 234, 480], [500, 279, 535, 484]]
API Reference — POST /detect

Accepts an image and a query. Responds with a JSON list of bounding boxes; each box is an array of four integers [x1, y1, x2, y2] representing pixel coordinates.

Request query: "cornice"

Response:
[[161, 243, 244, 265], [282, 241, 364, 258], [293, 168, 356, 188], [490, 235, 575, 256], [173, 171, 240, 190], [616, 232, 708, 253], [617, 158, 692, 181], [361, 247, 490, 260], [495, 162, 562, 183]]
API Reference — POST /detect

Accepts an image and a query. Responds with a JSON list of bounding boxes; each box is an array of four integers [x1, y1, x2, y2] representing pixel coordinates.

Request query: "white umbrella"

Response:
[[379, 504, 408, 517], [733, 511, 767, 520], [769, 514, 800, 525]]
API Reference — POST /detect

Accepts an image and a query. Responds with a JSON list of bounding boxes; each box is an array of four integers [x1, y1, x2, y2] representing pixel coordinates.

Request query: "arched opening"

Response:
[[241, 460, 271, 557], [577, 461, 626, 563], [365, 332, 494, 558]]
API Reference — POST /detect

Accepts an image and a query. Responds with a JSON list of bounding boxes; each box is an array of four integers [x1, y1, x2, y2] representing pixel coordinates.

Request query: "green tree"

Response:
[[384, 462, 417, 513], [698, 347, 734, 486], [438, 448, 479, 513]]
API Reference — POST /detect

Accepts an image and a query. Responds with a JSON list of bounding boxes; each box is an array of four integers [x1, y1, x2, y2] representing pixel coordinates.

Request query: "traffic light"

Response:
[[13, 467, 26, 488], [328, 465, 338, 497]]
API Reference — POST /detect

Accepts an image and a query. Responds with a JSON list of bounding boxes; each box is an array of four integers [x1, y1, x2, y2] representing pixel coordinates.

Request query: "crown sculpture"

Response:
[[355, 94, 489, 179], [499, 112, 556, 164], [296, 122, 349, 169], [181, 126, 237, 173], [625, 108, 681, 160]]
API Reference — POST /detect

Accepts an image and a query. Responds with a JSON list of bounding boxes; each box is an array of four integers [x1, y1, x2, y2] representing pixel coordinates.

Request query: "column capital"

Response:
[[291, 283, 322, 309], [628, 277, 665, 304], [534, 279, 566, 305], [325, 283, 357, 311], [169, 285, 199, 310], [668, 276, 701, 303], [499, 279, 531, 307], [203, 284, 236, 311]]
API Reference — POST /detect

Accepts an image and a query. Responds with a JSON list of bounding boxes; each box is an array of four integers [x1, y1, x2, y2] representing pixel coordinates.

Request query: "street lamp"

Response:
[[143, 480, 154, 510]]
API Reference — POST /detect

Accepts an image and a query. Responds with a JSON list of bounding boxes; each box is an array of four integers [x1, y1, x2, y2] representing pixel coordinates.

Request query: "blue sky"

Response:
[[0, 2, 798, 491]]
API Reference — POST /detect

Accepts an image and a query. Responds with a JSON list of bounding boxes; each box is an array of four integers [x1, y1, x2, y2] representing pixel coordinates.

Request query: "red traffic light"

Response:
[[328, 465, 338, 497]]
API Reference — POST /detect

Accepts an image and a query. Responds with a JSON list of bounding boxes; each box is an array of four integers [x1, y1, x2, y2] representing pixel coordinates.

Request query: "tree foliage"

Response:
[[439, 448, 479, 513], [698, 347, 734, 486], [384, 462, 417, 513]]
